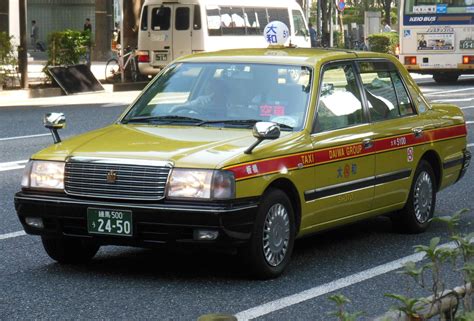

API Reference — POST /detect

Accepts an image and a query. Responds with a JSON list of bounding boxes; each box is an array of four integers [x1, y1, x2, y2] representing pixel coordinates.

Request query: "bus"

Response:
[[137, 0, 310, 76], [399, 0, 474, 83]]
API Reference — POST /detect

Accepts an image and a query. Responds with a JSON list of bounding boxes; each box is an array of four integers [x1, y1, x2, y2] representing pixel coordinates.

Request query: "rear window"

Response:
[[141, 5, 148, 31], [151, 7, 171, 31], [176, 7, 190, 30]]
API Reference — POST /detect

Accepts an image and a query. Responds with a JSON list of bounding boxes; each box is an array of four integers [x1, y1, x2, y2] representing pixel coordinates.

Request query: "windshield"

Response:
[[404, 0, 474, 14], [123, 62, 312, 130]]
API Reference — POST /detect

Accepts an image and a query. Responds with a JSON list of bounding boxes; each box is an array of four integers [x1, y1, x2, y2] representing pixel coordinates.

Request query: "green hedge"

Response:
[[46, 29, 91, 66], [368, 32, 399, 54]]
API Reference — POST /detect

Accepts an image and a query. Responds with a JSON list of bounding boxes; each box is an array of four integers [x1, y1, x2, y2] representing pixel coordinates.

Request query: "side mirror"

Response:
[[44, 112, 65, 144], [244, 122, 280, 154]]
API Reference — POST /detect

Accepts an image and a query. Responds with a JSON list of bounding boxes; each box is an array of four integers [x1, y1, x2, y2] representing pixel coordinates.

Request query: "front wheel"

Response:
[[245, 188, 295, 279], [392, 160, 436, 234], [41, 236, 100, 264], [105, 58, 120, 83]]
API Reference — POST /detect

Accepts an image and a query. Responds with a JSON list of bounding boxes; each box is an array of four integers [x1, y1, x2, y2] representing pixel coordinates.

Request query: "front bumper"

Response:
[[15, 192, 259, 248]]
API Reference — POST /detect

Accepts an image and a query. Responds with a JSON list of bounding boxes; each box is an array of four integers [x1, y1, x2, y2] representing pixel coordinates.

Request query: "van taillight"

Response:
[[137, 51, 150, 63], [463, 55, 474, 64], [404, 56, 416, 65]]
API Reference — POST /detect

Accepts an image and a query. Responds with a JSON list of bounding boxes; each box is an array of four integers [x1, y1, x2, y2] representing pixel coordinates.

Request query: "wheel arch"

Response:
[[420, 150, 442, 191], [264, 178, 302, 233]]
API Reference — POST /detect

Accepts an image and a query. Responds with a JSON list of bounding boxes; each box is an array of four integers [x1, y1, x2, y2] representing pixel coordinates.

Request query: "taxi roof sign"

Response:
[[264, 21, 289, 46]]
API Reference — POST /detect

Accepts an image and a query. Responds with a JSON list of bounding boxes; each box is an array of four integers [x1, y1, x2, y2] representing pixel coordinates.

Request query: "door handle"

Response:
[[412, 127, 423, 138], [362, 138, 373, 149]]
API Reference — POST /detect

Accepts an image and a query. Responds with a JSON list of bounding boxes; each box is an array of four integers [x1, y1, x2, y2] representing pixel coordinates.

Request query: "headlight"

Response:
[[21, 160, 65, 190], [166, 169, 235, 200]]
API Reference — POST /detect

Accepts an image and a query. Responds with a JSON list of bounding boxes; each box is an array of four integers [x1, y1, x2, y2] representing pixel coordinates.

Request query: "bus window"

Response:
[[267, 8, 290, 29], [207, 7, 221, 36], [151, 6, 171, 31], [244, 8, 265, 35], [292, 9, 307, 36], [220, 7, 246, 35], [176, 7, 190, 30], [141, 5, 148, 31], [193, 5, 201, 30]]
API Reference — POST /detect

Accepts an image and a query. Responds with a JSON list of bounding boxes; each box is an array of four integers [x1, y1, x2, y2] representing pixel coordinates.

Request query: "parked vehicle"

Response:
[[136, 0, 310, 76], [15, 47, 470, 279], [399, 0, 474, 83]]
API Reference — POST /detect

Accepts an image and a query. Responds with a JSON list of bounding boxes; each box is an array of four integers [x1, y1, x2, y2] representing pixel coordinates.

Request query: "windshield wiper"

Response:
[[197, 119, 293, 130], [123, 115, 203, 124]]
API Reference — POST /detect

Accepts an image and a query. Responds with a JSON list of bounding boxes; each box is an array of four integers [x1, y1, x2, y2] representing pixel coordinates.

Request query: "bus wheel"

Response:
[[433, 72, 459, 83]]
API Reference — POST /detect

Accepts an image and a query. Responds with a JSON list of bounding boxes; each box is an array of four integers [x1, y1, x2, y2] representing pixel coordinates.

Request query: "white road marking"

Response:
[[0, 133, 50, 141], [432, 98, 473, 103], [468, 143, 474, 148], [461, 106, 474, 110], [467, 121, 474, 125], [235, 241, 458, 320], [0, 230, 26, 240], [0, 160, 28, 172], [424, 87, 474, 96]]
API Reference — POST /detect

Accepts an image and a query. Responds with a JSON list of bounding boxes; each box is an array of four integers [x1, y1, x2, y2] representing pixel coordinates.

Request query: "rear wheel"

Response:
[[244, 188, 295, 279], [41, 236, 100, 264], [433, 72, 459, 83], [105, 58, 120, 83], [393, 160, 436, 234]]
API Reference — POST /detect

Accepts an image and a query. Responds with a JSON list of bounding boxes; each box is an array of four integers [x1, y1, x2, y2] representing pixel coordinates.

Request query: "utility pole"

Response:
[[329, 0, 334, 47], [19, 0, 28, 88]]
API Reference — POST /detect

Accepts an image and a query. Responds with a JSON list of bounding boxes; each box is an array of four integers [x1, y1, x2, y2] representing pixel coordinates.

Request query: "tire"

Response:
[[129, 59, 139, 82], [433, 72, 459, 83], [105, 58, 120, 83], [393, 160, 437, 234], [41, 236, 100, 264], [245, 188, 295, 279]]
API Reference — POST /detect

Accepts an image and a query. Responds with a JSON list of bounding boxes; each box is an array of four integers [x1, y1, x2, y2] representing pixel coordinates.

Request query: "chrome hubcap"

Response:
[[413, 171, 433, 224], [262, 203, 290, 267]]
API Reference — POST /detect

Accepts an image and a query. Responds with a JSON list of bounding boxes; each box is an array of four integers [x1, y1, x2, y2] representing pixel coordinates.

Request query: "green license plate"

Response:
[[87, 208, 132, 236]]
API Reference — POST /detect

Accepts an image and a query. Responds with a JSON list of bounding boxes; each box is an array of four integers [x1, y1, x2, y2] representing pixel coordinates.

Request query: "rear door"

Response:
[[149, 5, 193, 65], [357, 60, 430, 209]]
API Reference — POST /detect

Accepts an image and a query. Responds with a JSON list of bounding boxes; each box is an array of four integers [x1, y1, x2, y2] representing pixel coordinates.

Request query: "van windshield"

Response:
[[123, 62, 312, 131]]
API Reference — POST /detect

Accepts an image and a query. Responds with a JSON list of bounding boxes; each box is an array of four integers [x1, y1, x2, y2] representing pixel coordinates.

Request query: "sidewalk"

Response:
[[0, 50, 142, 107]]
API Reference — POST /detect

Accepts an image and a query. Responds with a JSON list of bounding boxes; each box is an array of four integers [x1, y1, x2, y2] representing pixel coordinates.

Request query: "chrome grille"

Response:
[[64, 159, 171, 200]]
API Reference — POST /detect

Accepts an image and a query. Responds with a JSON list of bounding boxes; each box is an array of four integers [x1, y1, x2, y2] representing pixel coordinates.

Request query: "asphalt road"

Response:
[[0, 76, 473, 320]]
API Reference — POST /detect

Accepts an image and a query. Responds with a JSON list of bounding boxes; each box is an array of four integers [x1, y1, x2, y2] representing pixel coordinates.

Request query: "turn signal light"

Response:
[[462, 55, 474, 64], [395, 45, 400, 56], [137, 51, 150, 63], [404, 56, 417, 65]]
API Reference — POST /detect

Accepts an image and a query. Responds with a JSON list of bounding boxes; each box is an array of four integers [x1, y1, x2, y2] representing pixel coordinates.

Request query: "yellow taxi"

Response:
[[15, 47, 470, 279]]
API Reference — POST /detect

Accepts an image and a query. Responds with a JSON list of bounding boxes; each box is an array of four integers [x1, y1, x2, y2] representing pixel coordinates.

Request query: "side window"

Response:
[[391, 72, 416, 116], [206, 7, 221, 36], [267, 9, 290, 29], [141, 5, 148, 31], [243, 8, 264, 35], [316, 64, 364, 132], [220, 7, 246, 35], [292, 10, 307, 36], [151, 7, 171, 31], [175, 7, 190, 30], [193, 5, 201, 30], [358, 61, 415, 121]]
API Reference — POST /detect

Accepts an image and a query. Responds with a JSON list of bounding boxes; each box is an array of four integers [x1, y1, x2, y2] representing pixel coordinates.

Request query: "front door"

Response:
[[305, 62, 376, 229]]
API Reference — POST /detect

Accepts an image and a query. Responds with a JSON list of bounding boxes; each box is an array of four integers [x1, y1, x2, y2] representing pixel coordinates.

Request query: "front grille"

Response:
[[64, 160, 171, 200]]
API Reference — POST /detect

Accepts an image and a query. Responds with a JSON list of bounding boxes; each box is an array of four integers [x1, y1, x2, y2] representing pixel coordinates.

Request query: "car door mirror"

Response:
[[245, 122, 280, 154], [44, 112, 66, 144]]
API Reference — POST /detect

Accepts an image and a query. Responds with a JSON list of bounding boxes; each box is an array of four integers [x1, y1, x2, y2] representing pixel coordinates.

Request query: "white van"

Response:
[[137, 0, 310, 76]]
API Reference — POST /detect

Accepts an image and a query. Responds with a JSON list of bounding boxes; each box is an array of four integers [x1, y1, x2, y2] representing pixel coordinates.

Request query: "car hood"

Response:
[[33, 124, 289, 168]]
